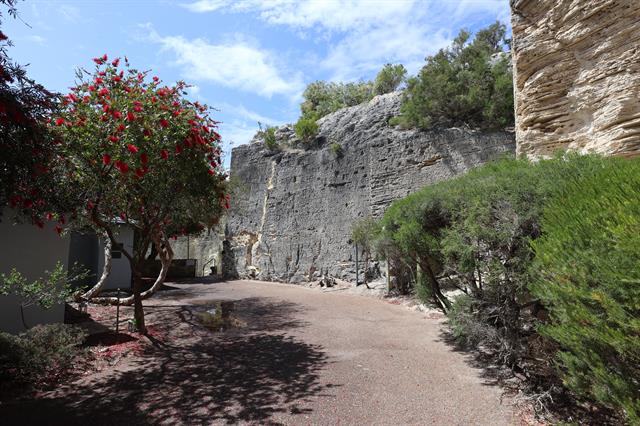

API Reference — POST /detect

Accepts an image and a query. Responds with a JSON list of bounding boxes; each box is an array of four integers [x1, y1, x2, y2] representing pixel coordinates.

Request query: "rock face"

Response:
[[511, 0, 640, 158], [226, 92, 515, 283]]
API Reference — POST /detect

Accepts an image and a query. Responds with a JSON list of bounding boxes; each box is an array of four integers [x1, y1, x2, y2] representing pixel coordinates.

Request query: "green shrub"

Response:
[[329, 142, 342, 157], [397, 22, 513, 130], [380, 155, 616, 366], [294, 117, 319, 143], [256, 124, 278, 151], [300, 80, 374, 121], [0, 262, 85, 309], [373, 63, 407, 95], [531, 157, 640, 423], [0, 324, 87, 388]]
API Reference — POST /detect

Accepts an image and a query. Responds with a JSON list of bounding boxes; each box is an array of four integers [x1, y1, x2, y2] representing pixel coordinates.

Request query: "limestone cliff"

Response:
[[225, 92, 515, 283], [511, 0, 640, 158]]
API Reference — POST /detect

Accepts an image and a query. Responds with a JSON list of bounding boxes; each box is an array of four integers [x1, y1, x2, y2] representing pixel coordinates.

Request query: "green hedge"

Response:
[[531, 157, 640, 423]]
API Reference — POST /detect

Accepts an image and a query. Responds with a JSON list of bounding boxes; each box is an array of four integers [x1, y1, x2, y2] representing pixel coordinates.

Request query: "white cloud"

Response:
[[144, 25, 303, 98], [182, 0, 511, 81], [183, 0, 416, 32], [322, 23, 450, 81], [220, 103, 281, 126], [26, 35, 47, 45]]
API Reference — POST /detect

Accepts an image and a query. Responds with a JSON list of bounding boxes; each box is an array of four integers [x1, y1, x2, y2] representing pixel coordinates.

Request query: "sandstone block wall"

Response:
[[511, 0, 640, 158], [226, 93, 515, 283]]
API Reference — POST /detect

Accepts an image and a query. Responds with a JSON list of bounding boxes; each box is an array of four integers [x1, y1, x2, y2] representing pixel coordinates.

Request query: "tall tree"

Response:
[[49, 55, 228, 332], [0, 0, 57, 222]]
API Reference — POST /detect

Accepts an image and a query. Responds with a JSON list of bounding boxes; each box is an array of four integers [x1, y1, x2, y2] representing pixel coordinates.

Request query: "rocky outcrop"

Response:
[[227, 92, 515, 283], [511, 0, 640, 158]]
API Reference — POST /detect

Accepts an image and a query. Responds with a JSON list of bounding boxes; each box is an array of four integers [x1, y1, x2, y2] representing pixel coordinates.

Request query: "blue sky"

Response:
[[4, 0, 510, 167]]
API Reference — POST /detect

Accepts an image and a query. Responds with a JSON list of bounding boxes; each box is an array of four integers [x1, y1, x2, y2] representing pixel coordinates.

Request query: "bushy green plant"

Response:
[[294, 117, 318, 143], [0, 323, 87, 388], [256, 124, 278, 151], [380, 155, 616, 366], [0, 262, 87, 309], [397, 22, 513, 130], [299, 80, 373, 121], [531, 157, 640, 423], [373, 63, 407, 95]]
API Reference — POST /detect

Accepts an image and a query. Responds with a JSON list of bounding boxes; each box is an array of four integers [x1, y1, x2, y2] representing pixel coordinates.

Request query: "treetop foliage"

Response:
[[395, 21, 514, 130]]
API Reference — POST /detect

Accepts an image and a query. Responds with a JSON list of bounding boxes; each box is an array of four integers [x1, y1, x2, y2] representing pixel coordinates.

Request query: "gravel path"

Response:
[[2, 279, 515, 425]]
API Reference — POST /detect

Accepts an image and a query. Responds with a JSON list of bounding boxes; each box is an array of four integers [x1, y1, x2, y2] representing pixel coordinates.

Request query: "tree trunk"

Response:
[[131, 271, 146, 333], [91, 232, 173, 306], [77, 236, 112, 301], [421, 259, 451, 313]]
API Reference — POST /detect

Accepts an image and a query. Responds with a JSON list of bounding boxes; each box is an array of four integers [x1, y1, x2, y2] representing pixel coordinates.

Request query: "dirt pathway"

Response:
[[2, 280, 515, 425]]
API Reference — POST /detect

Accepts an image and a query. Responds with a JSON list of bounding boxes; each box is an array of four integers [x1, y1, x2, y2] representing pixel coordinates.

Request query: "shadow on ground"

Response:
[[2, 297, 335, 425]]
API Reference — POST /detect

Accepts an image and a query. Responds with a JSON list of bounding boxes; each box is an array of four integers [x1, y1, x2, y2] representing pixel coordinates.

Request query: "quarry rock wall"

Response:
[[226, 93, 515, 283], [511, 0, 640, 158]]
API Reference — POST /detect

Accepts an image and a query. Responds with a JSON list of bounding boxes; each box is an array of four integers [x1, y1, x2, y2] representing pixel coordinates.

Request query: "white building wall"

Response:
[[97, 225, 134, 290], [0, 212, 70, 334]]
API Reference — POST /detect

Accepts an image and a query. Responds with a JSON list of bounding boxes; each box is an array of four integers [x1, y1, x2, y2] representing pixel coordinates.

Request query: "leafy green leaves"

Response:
[[531, 157, 640, 423], [0, 262, 87, 308], [395, 21, 513, 130]]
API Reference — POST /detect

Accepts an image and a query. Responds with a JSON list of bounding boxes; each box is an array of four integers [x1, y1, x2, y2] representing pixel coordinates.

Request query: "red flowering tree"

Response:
[[49, 55, 228, 332], [0, 1, 58, 220]]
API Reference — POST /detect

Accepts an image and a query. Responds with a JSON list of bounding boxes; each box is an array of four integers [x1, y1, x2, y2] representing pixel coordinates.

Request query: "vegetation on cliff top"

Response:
[[392, 21, 514, 130]]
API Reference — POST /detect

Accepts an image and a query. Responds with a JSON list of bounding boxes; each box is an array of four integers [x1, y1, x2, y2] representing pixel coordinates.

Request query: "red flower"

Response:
[[175, 145, 182, 154], [88, 85, 96, 92], [112, 110, 122, 119], [55, 117, 65, 126], [173, 110, 181, 117], [102, 54, 108, 62], [98, 88, 109, 96], [87, 200, 95, 210], [135, 168, 145, 178], [102, 154, 112, 165], [102, 104, 110, 113], [93, 57, 105, 65], [36, 221, 44, 229], [140, 153, 148, 164], [23, 199, 33, 209], [117, 123, 126, 132], [160, 149, 169, 160], [112, 58, 120, 67], [55, 225, 63, 235], [113, 75, 122, 83], [95, 77, 104, 85], [143, 128, 152, 137], [152, 76, 159, 82], [127, 111, 136, 122], [115, 161, 129, 174], [109, 135, 119, 143], [127, 144, 139, 153], [208, 169, 215, 175], [159, 118, 169, 128], [66, 93, 79, 103], [46, 212, 54, 221], [83, 96, 91, 103], [134, 105, 142, 112]]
